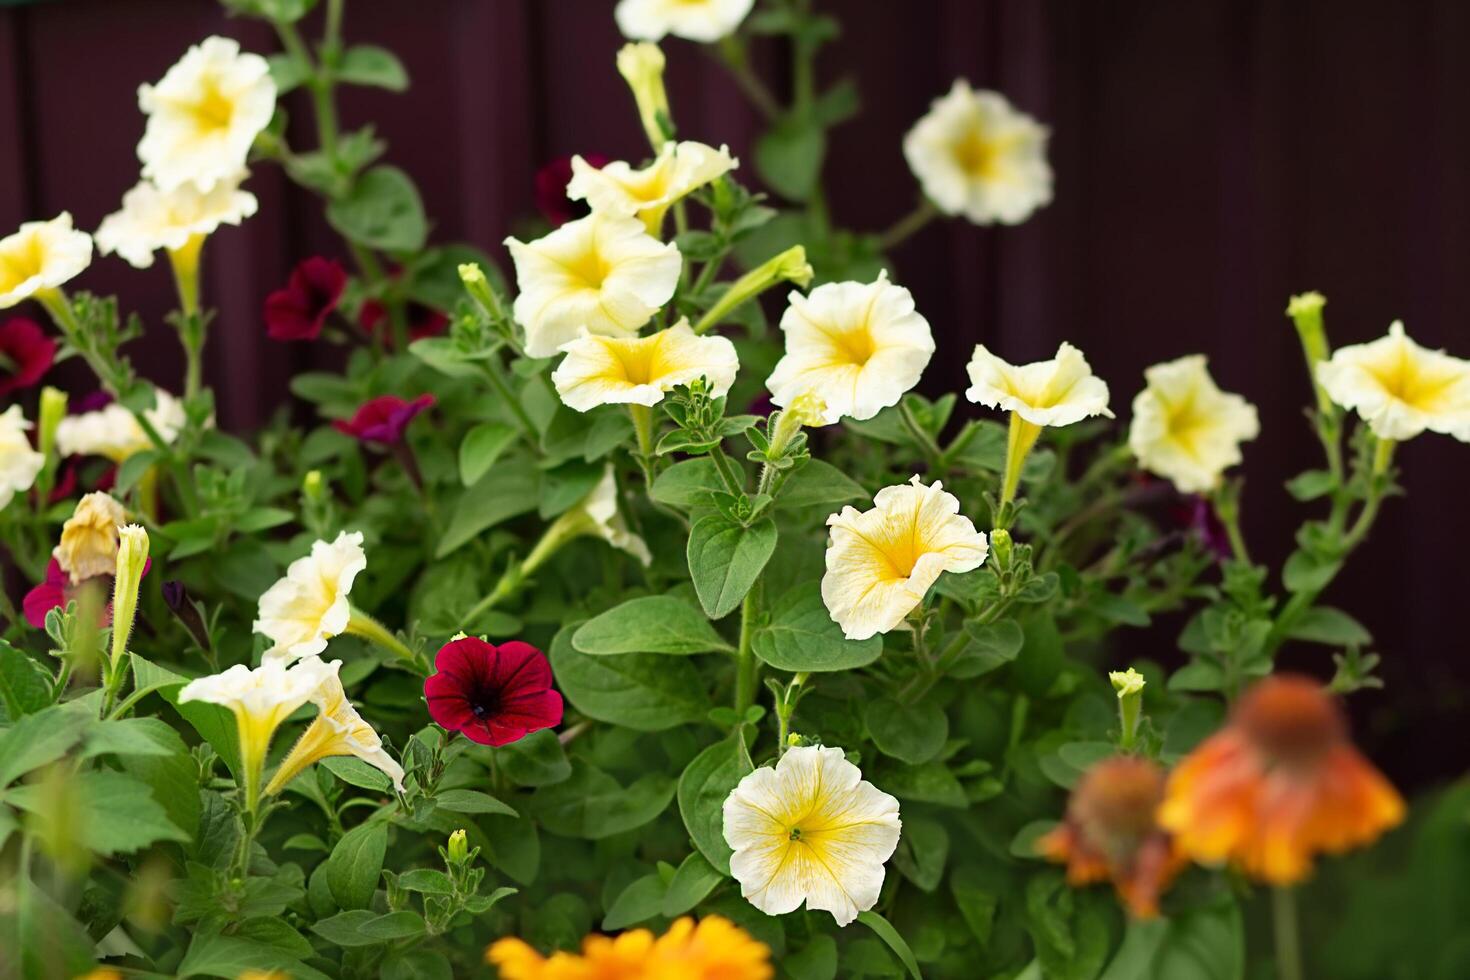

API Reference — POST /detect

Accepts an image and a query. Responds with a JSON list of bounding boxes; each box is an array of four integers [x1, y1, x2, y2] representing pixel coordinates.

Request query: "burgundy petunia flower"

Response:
[[358, 298, 450, 346], [0, 319, 57, 397], [1174, 494, 1233, 561], [265, 257, 348, 341], [333, 394, 435, 445], [23, 557, 150, 629], [423, 637, 563, 746], [534, 153, 609, 226]]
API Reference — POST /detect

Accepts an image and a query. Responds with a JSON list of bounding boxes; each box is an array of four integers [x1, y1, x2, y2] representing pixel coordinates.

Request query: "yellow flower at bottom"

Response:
[[265, 662, 405, 795], [1315, 320, 1470, 442], [649, 916, 773, 980], [54, 491, 128, 585], [723, 745, 902, 926], [822, 476, 988, 641], [1128, 355, 1259, 493], [487, 916, 770, 980], [551, 320, 739, 412]]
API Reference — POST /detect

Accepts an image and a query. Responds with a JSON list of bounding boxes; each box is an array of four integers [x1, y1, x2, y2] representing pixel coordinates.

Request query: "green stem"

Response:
[[879, 200, 940, 251], [480, 362, 539, 448], [1273, 886, 1303, 980], [733, 585, 761, 717], [897, 400, 944, 473], [346, 606, 426, 673], [714, 36, 781, 120], [708, 444, 744, 495]]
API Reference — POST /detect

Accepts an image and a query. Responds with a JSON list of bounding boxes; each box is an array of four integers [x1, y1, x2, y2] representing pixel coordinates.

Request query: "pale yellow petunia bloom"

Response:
[[1316, 321, 1470, 443], [822, 476, 988, 641], [55, 389, 187, 464], [551, 319, 739, 412], [96, 175, 258, 270], [615, 0, 755, 43], [265, 662, 405, 795], [965, 342, 1112, 427], [0, 213, 92, 310], [0, 406, 44, 513], [568, 141, 738, 234], [255, 531, 368, 665], [723, 745, 901, 927], [1128, 355, 1259, 493]]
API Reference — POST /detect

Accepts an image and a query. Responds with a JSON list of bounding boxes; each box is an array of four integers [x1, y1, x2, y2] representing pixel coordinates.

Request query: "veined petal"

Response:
[[254, 531, 367, 664], [567, 141, 737, 225], [965, 341, 1112, 427], [0, 213, 93, 309], [552, 319, 739, 411], [1128, 355, 1259, 493], [97, 175, 257, 270], [1316, 321, 1470, 442]]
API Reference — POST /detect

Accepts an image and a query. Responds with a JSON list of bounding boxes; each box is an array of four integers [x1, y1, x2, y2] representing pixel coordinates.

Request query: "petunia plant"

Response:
[[0, 1, 1466, 978]]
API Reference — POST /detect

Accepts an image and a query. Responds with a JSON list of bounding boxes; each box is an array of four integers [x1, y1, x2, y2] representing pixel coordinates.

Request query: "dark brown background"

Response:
[[1, 0, 1466, 786]]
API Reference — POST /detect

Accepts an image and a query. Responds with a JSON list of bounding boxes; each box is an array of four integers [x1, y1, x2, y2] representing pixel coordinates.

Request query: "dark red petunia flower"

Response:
[[265, 257, 348, 341], [333, 394, 435, 445], [534, 153, 609, 226], [358, 298, 450, 346], [23, 557, 150, 629], [423, 637, 563, 746], [0, 318, 57, 397]]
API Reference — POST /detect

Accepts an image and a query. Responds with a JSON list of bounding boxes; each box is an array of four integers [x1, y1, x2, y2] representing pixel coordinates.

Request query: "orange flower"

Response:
[[1159, 673, 1405, 884], [1038, 755, 1183, 918], [487, 916, 770, 980]]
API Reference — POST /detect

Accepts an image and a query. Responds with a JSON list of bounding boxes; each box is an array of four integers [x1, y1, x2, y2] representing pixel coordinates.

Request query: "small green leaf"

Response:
[[458, 422, 517, 486], [755, 117, 826, 201], [321, 756, 392, 792], [573, 595, 734, 656], [550, 624, 711, 731], [776, 459, 867, 507], [687, 515, 778, 619], [433, 788, 517, 816], [0, 640, 53, 718], [661, 851, 724, 917], [327, 166, 427, 252], [951, 620, 1024, 679], [1288, 606, 1372, 646], [651, 458, 725, 509], [0, 706, 90, 787], [335, 45, 409, 91], [602, 873, 667, 930], [866, 698, 948, 765], [437, 456, 539, 557], [532, 760, 675, 840]]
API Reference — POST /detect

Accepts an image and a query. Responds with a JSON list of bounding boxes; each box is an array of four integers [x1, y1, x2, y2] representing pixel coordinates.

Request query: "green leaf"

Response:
[[336, 45, 409, 91], [677, 736, 745, 875], [866, 698, 948, 765], [1014, 614, 1064, 698], [550, 625, 711, 731], [433, 788, 516, 816], [114, 448, 163, 495], [326, 821, 388, 910], [602, 873, 668, 930], [310, 909, 409, 948], [785, 934, 838, 980], [0, 640, 53, 718], [751, 582, 881, 672], [661, 851, 724, 917], [178, 932, 328, 980], [1282, 550, 1341, 593], [0, 705, 90, 787], [687, 515, 778, 619], [573, 595, 734, 656], [857, 911, 923, 980], [497, 729, 572, 787], [1288, 606, 1372, 646], [650, 458, 725, 509], [893, 817, 949, 892], [358, 910, 428, 941], [437, 456, 539, 557], [80, 717, 181, 759], [533, 760, 675, 840], [459, 421, 517, 486], [6, 770, 188, 855], [1286, 469, 1337, 502], [397, 868, 454, 894], [327, 166, 427, 252], [8, 878, 113, 979], [777, 459, 867, 507], [951, 620, 1024, 679], [755, 117, 826, 201], [882, 762, 967, 808], [321, 755, 392, 791]]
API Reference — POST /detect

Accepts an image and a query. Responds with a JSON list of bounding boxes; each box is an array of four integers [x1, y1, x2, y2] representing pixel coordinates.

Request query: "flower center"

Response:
[[788, 826, 803, 841], [562, 245, 612, 291], [1367, 347, 1459, 411], [1235, 675, 1344, 766], [953, 128, 999, 179], [0, 232, 47, 293], [831, 327, 878, 367], [187, 76, 237, 134], [470, 693, 500, 720]]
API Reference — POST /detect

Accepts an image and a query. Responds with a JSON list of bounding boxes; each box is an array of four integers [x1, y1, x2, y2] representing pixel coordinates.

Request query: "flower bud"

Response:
[[1109, 667, 1145, 751], [694, 246, 813, 335], [989, 528, 1013, 570], [616, 42, 672, 151], [1286, 292, 1333, 414], [37, 385, 67, 460], [302, 469, 324, 503], [447, 828, 469, 863], [110, 524, 149, 670], [458, 262, 502, 320]]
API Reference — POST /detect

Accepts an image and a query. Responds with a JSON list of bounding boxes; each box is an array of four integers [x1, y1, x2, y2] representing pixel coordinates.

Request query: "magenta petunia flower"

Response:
[[0, 318, 57, 397], [534, 153, 609, 226], [23, 556, 150, 629], [423, 637, 563, 746], [358, 298, 449, 346], [265, 257, 348, 341], [333, 394, 435, 445]]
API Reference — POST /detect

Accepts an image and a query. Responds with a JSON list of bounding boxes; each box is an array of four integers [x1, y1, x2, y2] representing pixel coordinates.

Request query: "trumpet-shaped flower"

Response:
[[333, 394, 436, 445], [822, 476, 988, 641], [966, 342, 1112, 427], [0, 214, 93, 310], [903, 80, 1052, 225], [0, 319, 57, 397], [265, 256, 348, 341], [137, 36, 277, 193], [0, 405, 43, 512], [54, 492, 128, 585], [179, 657, 336, 807], [1128, 355, 1260, 493], [615, 0, 755, 42], [723, 745, 902, 926], [766, 272, 935, 425], [567, 141, 737, 233], [266, 662, 405, 794], [1315, 321, 1470, 442], [424, 637, 563, 746], [55, 389, 187, 463], [505, 212, 681, 358], [551, 319, 739, 412], [95, 176, 257, 270], [255, 531, 368, 665]]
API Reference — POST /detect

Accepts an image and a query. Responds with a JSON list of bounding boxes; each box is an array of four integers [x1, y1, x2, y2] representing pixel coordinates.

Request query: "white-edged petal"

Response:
[[578, 465, 653, 567], [0, 213, 92, 309], [1316, 321, 1470, 442], [0, 406, 43, 512], [1128, 355, 1259, 493], [965, 341, 1112, 427], [614, 0, 755, 42], [254, 531, 367, 664], [551, 319, 739, 411], [96, 175, 257, 269], [567, 141, 737, 226], [55, 389, 188, 463]]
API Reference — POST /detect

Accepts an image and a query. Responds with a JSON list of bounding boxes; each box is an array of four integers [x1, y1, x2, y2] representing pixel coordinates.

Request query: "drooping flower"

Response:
[[254, 531, 368, 665], [0, 405, 43, 512], [53, 491, 128, 585], [1159, 674, 1405, 885], [535, 153, 610, 226], [0, 319, 57, 396], [95, 175, 257, 270], [137, 36, 277, 193], [965, 342, 1112, 427], [1315, 321, 1470, 443], [0, 213, 93, 310], [505, 212, 681, 358], [902, 80, 1052, 226], [333, 394, 436, 445], [568, 141, 738, 233], [723, 745, 902, 927], [1038, 756, 1184, 919], [551, 320, 739, 412], [178, 657, 337, 807], [423, 637, 563, 747], [765, 272, 935, 425], [358, 297, 450, 346], [822, 476, 988, 641], [55, 389, 187, 463], [615, 0, 756, 43], [1128, 355, 1260, 494], [265, 662, 406, 794], [264, 256, 348, 341]]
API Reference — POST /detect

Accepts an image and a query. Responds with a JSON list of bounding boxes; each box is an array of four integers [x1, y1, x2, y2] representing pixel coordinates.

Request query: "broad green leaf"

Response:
[[7, 770, 188, 855], [1288, 606, 1372, 646], [687, 515, 778, 619], [336, 45, 409, 91], [784, 934, 838, 980], [866, 698, 948, 765], [1282, 550, 1341, 593], [1014, 614, 1063, 698], [8, 878, 100, 980], [776, 459, 867, 508], [755, 117, 825, 201], [436, 456, 539, 557], [573, 595, 734, 656], [459, 421, 517, 486], [497, 729, 571, 787], [433, 788, 516, 816], [0, 706, 90, 787], [80, 717, 182, 759], [327, 166, 427, 252], [321, 755, 393, 792], [951, 620, 1025, 679], [857, 911, 923, 980], [397, 868, 454, 895], [750, 584, 880, 672], [661, 851, 723, 917], [532, 760, 675, 840], [602, 873, 667, 930], [326, 821, 388, 910], [550, 624, 711, 731], [0, 640, 53, 718], [650, 458, 725, 509], [677, 736, 744, 875], [178, 932, 328, 980], [893, 816, 949, 892], [882, 761, 967, 808]]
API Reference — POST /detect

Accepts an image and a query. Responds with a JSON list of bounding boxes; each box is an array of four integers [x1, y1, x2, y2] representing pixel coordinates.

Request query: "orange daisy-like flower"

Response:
[[1038, 755, 1184, 918], [487, 916, 771, 980], [1158, 673, 1405, 885]]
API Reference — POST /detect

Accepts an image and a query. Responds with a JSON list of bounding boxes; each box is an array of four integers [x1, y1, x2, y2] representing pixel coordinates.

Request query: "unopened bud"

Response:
[[617, 42, 672, 150], [447, 828, 469, 863], [989, 528, 1013, 569], [110, 524, 149, 669], [38, 386, 67, 460], [302, 470, 324, 503]]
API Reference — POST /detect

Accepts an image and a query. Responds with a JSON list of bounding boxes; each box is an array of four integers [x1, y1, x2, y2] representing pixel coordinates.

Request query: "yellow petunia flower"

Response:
[[568, 141, 738, 234], [723, 745, 902, 927], [766, 272, 935, 425], [0, 213, 92, 310], [1315, 321, 1470, 443], [265, 662, 405, 795], [137, 36, 277, 193], [551, 320, 739, 412], [0, 405, 44, 512], [615, 0, 756, 43], [56, 389, 187, 464], [54, 491, 128, 585], [505, 212, 681, 358], [96, 175, 257, 270], [903, 80, 1052, 226], [1128, 355, 1259, 494], [254, 531, 368, 665]]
